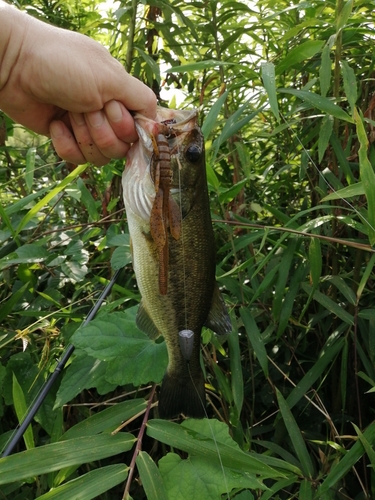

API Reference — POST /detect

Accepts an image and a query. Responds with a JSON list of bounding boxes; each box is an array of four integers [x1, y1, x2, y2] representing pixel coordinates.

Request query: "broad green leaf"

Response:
[[341, 61, 357, 111], [15, 163, 88, 235], [201, 90, 229, 139], [54, 354, 117, 408], [147, 419, 286, 478], [0, 243, 50, 269], [319, 421, 375, 494], [159, 452, 265, 500], [71, 310, 168, 386], [136, 451, 168, 500], [278, 89, 353, 123], [12, 373, 34, 451], [321, 182, 364, 201], [354, 107, 375, 245], [276, 40, 324, 75], [111, 246, 132, 271], [276, 389, 314, 478], [261, 62, 279, 121], [25, 147, 36, 193], [37, 465, 128, 500], [0, 434, 135, 485], [318, 115, 333, 163], [240, 307, 268, 377]]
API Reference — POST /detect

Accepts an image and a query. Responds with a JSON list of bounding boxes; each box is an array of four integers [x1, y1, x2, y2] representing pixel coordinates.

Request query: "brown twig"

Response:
[[122, 384, 157, 500]]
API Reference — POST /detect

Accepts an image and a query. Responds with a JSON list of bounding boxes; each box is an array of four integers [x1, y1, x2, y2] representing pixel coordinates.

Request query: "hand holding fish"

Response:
[[123, 107, 232, 418], [0, 1, 156, 166]]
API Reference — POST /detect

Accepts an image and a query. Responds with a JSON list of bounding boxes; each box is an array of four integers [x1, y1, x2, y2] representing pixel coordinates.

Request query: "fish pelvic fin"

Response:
[[158, 369, 205, 419], [205, 282, 232, 335], [136, 301, 160, 340]]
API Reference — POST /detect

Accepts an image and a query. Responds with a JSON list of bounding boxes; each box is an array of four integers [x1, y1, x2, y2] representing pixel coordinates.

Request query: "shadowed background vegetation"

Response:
[[1, 0, 375, 498]]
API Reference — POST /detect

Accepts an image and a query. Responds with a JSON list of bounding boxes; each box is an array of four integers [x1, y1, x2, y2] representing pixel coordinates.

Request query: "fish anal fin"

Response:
[[136, 301, 160, 340], [205, 283, 232, 335], [158, 371, 205, 419]]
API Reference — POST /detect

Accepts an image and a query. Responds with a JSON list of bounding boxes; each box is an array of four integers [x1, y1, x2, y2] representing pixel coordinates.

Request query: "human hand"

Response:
[[0, 2, 157, 166]]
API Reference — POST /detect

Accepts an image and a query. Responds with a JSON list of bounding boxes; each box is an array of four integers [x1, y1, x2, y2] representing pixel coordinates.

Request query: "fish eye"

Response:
[[185, 144, 202, 163]]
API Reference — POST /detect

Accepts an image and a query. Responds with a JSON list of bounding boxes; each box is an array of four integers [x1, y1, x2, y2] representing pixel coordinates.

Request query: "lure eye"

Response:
[[185, 144, 202, 163]]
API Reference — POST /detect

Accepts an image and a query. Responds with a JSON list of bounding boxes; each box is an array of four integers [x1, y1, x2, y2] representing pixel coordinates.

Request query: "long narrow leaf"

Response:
[[15, 164, 87, 236], [37, 464, 128, 500], [276, 389, 314, 478], [0, 434, 135, 485], [354, 107, 375, 245], [319, 421, 375, 494], [12, 373, 34, 451], [136, 451, 168, 500]]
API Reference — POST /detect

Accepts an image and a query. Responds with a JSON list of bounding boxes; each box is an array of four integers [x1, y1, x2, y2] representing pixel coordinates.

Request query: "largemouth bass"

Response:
[[122, 106, 231, 418]]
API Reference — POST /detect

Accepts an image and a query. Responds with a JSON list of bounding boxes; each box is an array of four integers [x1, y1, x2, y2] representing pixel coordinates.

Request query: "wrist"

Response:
[[0, 2, 29, 92]]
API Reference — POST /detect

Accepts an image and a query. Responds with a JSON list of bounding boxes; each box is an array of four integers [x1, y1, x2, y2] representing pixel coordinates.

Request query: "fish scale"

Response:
[[123, 106, 232, 418]]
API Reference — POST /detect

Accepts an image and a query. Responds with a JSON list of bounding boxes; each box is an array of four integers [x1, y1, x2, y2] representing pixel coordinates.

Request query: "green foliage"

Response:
[[1, 0, 375, 498]]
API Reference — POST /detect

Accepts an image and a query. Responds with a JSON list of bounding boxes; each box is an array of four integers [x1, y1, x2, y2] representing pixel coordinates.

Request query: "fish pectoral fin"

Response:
[[204, 283, 232, 335], [136, 301, 160, 340]]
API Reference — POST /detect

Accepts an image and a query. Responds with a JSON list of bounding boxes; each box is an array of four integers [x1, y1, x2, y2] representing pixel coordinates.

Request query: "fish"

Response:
[[122, 106, 232, 418]]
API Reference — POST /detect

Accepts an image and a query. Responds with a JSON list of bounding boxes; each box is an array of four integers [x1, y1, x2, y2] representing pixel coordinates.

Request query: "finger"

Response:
[[84, 107, 132, 159], [50, 120, 86, 165], [104, 100, 138, 143], [103, 64, 157, 119], [70, 112, 111, 166]]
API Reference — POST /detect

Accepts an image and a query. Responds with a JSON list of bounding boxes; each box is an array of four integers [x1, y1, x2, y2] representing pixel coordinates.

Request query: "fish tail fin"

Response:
[[158, 369, 205, 419]]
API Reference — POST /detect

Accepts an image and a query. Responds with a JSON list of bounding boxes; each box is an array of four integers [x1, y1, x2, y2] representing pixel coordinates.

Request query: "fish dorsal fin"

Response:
[[205, 283, 232, 335], [136, 301, 160, 340]]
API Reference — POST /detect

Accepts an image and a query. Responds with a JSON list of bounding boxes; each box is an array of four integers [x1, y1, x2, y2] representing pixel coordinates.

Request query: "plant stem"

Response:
[[122, 384, 157, 499]]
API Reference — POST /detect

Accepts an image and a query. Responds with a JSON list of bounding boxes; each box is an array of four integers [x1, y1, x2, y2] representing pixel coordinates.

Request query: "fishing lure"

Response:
[[149, 126, 182, 295]]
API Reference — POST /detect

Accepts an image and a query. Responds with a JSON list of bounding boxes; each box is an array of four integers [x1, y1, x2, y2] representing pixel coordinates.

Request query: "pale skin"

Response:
[[0, 1, 157, 166]]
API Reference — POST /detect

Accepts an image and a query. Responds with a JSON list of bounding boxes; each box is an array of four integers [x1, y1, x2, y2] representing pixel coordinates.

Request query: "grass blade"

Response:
[[276, 389, 314, 478], [136, 451, 168, 500]]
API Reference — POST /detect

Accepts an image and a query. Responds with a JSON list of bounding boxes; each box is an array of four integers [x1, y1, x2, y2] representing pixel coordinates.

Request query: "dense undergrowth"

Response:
[[1, 0, 375, 498]]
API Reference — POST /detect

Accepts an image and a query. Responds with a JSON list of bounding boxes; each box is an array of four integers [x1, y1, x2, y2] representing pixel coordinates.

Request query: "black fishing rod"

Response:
[[1, 269, 120, 458]]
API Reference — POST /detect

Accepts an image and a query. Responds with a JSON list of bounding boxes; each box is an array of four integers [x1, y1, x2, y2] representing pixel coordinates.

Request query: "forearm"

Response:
[[0, 1, 29, 92]]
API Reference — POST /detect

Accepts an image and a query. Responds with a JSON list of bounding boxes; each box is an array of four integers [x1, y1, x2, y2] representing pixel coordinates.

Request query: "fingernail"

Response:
[[50, 121, 64, 138], [71, 113, 85, 126], [105, 100, 123, 123], [87, 111, 104, 128]]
